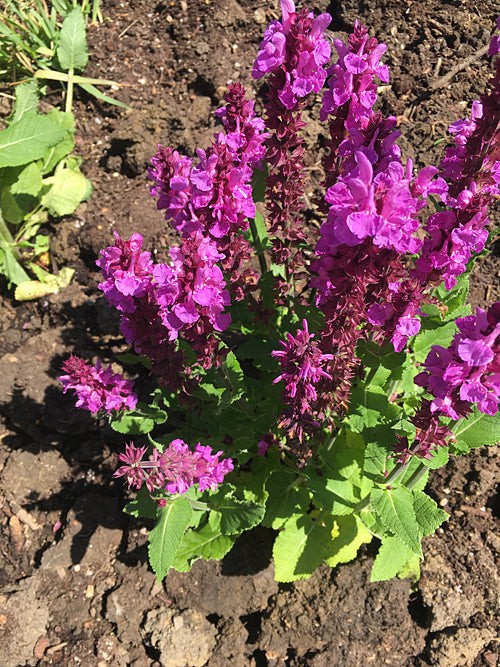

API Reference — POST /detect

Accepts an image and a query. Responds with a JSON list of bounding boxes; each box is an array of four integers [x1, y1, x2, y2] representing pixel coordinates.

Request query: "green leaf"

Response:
[[148, 496, 193, 582], [307, 448, 363, 515], [251, 164, 268, 203], [452, 408, 500, 452], [370, 486, 422, 556], [412, 489, 448, 537], [273, 512, 335, 582], [78, 82, 130, 109], [0, 113, 66, 168], [370, 535, 419, 582], [39, 110, 76, 174], [56, 8, 88, 72], [347, 385, 400, 432], [208, 489, 265, 535], [14, 267, 75, 300], [413, 320, 457, 362], [263, 470, 310, 529], [110, 402, 167, 435], [325, 514, 372, 568], [11, 162, 43, 197], [8, 80, 39, 124], [41, 167, 90, 216], [0, 240, 30, 286], [171, 513, 235, 572], [420, 443, 449, 469], [124, 487, 159, 520]]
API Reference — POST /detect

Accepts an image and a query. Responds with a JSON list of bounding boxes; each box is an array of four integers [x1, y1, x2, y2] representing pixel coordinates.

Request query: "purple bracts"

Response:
[[415, 303, 500, 418], [114, 440, 234, 497], [59, 355, 137, 415]]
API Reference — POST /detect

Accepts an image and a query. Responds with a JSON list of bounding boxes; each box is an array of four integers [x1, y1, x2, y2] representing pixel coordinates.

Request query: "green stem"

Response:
[[248, 216, 268, 275], [65, 67, 74, 113], [0, 212, 19, 259]]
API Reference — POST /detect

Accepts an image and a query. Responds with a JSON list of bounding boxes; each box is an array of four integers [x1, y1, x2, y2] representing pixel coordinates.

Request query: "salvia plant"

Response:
[[61, 3, 500, 583]]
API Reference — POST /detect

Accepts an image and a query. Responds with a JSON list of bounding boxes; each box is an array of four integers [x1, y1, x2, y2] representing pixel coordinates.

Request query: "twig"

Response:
[[430, 43, 489, 91]]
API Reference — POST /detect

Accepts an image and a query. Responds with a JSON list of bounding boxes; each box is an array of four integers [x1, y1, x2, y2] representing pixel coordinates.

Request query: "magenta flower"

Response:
[[59, 355, 138, 415], [415, 303, 500, 418], [114, 440, 233, 497]]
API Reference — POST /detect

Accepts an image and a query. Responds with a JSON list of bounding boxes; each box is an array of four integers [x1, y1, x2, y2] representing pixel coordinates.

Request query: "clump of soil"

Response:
[[0, 1, 499, 665]]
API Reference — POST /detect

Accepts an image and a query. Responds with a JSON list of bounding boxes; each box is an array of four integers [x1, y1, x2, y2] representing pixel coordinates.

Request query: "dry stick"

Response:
[[430, 43, 490, 91]]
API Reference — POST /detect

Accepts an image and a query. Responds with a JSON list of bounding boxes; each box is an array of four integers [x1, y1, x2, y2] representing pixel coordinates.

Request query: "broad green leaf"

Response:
[[347, 385, 400, 431], [1, 186, 25, 224], [0, 113, 66, 168], [307, 448, 363, 515], [370, 486, 422, 556], [325, 514, 372, 568], [370, 535, 418, 582], [57, 8, 88, 72], [39, 110, 76, 174], [41, 167, 90, 216], [412, 489, 448, 537], [273, 512, 335, 582], [11, 162, 43, 197], [362, 427, 395, 479], [413, 320, 457, 362], [9, 80, 39, 124], [124, 487, 158, 520], [171, 513, 235, 572], [148, 496, 193, 582], [263, 470, 310, 529], [452, 408, 500, 451], [208, 490, 265, 535], [110, 402, 167, 435]]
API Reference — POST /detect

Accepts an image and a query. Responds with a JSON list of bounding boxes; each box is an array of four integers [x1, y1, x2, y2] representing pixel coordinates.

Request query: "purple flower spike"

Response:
[[59, 355, 138, 415], [114, 439, 233, 499], [415, 303, 500, 418]]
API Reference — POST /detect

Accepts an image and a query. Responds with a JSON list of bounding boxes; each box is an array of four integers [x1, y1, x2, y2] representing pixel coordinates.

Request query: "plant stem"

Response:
[[0, 212, 19, 259], [65, 66, 74, 113], [248, 216, 268, 275]]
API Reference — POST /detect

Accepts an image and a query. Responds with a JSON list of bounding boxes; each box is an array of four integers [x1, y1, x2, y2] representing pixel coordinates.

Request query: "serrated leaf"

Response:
[[348, 385, 400, 431], [263, 470, 310, 529], [41, 167, 90, 216], [370, 486, 422, 556], [0, 113, 66, 168], [452, 407, 500, 451], [413, 320, 457, 362], [208, 491, 265, 535], [412, 489, 448, 537], [57, 8, 88, 72], [370, 535, 418, 582], [171, 514, 235, 572], [273, 512, 335, 582], [148, 496, 193, 582], [124, 487, 158, 520], [420, 443, 449, 469], [307, 448, 363, 515], [325, 514, 372, 568], [109, 402, 167, 435]]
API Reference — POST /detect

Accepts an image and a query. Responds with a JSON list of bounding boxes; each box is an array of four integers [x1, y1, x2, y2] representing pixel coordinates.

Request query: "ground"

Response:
[[0, 0, 499, 665]]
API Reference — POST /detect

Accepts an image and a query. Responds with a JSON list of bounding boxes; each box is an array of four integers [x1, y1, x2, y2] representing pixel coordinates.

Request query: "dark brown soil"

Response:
[[1, 1, 499, 666]]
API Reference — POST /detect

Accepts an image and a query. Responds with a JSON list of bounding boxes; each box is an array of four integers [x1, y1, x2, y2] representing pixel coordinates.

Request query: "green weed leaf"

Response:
[[148, 496, 193, 582], [0, 113, 66, 168], [57, 8, 88, 72], [370, 535, 419, 582], [412, 489, 448, 537]]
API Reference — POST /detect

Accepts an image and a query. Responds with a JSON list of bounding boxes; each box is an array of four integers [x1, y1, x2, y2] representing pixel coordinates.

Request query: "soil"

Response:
[[1, 0, 500, 666]]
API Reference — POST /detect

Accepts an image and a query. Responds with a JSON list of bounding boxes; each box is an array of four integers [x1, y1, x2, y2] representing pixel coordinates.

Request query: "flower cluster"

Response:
[[59, 355, 137, 415], [415, 303, 500, 419], [251, 0, 331, 279], [252, 0, 331, 109], [97, 231, 231, 381], [415, 26, 500, 289], [393, 400, 455, 465], [272, 319, 334, 442], [148, 83, 268, 300], [114, 440, 233, 498]]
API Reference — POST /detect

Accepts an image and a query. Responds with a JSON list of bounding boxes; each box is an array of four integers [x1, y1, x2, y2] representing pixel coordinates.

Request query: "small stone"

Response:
[[254, 8, 266, 23]]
